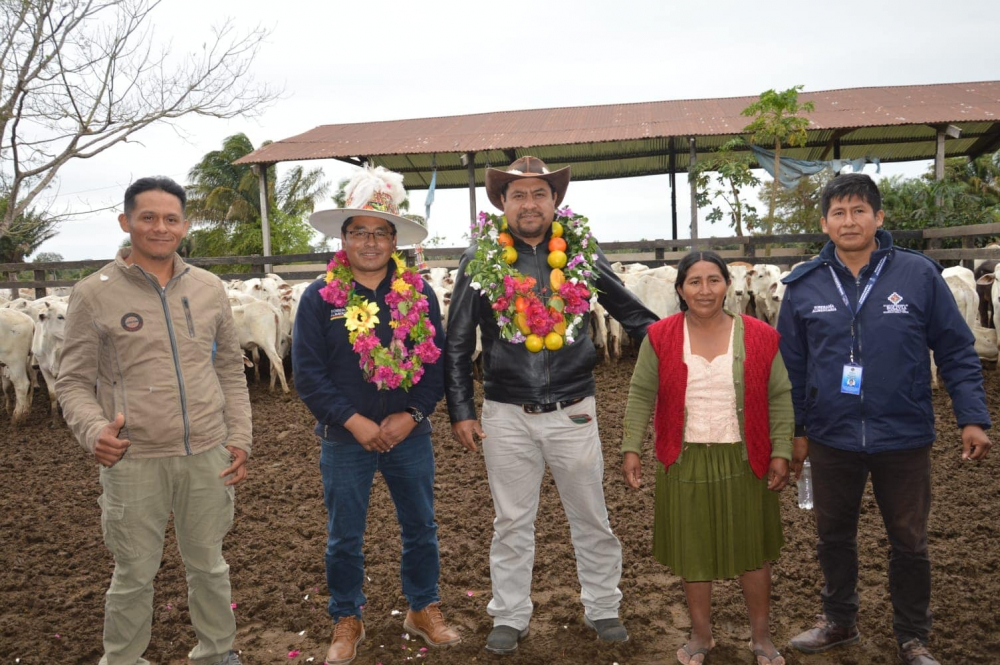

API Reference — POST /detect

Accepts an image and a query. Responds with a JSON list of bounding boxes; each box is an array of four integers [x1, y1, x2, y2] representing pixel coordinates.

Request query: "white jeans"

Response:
[[481, 397, 623, 630]]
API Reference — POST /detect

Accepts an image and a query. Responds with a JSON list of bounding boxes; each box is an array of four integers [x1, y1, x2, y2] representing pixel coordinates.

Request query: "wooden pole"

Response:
[[257, 165, 273, 274], [466, 152, 477, 225], [689, 137, 698, 245], [669, 137, 677, 241]]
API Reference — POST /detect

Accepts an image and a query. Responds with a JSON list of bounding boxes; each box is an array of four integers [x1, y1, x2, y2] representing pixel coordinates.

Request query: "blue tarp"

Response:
[[750, 146, 881, 189]]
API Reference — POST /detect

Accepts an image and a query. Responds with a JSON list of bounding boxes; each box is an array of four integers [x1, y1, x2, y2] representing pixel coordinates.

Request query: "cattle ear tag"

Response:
[[100, 274, 109, 281], [569, 413, 592, 424]]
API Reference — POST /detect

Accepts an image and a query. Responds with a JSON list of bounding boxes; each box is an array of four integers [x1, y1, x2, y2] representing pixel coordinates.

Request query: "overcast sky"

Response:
[[32, 0, 1000, 260]]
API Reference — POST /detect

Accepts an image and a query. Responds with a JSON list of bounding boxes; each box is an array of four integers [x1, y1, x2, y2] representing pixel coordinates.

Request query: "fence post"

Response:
[[33, 269, 46, 300], [745, 237, 756, 259], [7, 271, 16, 299], [962, 236, 975, 270]]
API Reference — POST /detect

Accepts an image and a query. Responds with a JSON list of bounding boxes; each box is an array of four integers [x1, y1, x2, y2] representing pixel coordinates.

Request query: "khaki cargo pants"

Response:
[[97, 445, 236, 665]]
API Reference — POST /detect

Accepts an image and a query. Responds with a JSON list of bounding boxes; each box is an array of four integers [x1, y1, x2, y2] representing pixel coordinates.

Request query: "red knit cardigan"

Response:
[[646, 313, 779, 479]]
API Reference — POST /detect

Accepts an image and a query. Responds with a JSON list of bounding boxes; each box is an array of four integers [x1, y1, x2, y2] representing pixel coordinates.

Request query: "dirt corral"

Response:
[[1, 357, 998, 665]]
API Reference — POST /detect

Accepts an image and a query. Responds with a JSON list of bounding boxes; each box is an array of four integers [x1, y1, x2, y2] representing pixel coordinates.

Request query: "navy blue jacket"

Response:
[[292, 264, 446, 443], [776, 229, 990, 453]]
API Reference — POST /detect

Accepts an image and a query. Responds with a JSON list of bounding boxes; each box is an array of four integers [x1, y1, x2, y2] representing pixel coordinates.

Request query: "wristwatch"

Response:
[[406, 407, 425, 424]]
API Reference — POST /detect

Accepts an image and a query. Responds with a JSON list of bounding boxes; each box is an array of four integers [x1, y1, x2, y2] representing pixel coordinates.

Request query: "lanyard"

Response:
[[827, 255, 887, 363]]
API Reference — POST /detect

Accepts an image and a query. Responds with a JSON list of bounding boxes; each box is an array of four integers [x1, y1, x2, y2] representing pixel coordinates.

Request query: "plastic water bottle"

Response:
[[797, 458, 813, 510]]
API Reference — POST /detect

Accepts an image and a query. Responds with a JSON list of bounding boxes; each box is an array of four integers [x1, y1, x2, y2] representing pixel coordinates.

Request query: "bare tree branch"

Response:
[[0, 0, 279, 236]]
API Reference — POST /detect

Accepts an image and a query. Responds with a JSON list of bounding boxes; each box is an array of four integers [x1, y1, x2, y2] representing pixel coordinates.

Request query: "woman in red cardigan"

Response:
[[621, 251, 793, 665]]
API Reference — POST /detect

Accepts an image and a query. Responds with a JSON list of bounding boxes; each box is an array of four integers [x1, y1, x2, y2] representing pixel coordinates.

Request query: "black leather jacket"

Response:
[[445, 230, 658, 423]]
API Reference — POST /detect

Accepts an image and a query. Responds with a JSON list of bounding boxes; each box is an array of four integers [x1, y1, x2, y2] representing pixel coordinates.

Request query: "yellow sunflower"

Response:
[[345, 301, 380, 333]]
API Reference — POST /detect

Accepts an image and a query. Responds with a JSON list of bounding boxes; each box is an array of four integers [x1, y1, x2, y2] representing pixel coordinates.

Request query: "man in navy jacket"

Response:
[[293, 166, 459, 665], [777, 174, 991, 665]]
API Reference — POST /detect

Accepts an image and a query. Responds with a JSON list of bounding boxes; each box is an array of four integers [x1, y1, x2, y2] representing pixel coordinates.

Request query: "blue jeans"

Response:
[[319, 433, 440, 620]]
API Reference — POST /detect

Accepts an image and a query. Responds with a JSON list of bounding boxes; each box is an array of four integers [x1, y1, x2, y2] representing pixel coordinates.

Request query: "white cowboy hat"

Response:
[[309, 165, 428, 246]]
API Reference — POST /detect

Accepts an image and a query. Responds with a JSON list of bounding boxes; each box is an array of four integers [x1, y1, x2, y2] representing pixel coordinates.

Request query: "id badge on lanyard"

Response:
[[829, 256, 887, 396]]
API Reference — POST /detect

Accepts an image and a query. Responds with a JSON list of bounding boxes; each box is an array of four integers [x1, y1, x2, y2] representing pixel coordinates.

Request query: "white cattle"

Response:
[[589, 300, 610, 362], [231, 300, 289, 393], [751, 264, 784, 325], [934, 266, 983, 389], [773, 271, 791, 322], [610, 262, 650, 274], [31, 300, 68, 423], [942, 266, 979, 330], [725, 262, 754, 315], [0, 309, 35, 425], [240, 276, 284, 303], [422, 267, 455, 292], [975, 264, 1000, 373]]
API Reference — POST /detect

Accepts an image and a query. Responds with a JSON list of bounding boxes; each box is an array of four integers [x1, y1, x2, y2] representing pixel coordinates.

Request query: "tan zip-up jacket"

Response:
[[56, 250, 252, 458]]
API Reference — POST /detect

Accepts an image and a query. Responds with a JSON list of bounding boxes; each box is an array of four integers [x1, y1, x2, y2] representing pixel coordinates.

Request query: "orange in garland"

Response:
[[465, 208, 598, 351]]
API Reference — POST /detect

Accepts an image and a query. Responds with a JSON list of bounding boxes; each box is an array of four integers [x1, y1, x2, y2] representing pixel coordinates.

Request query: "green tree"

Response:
[[742, 86, 816, 239], [692, 138, 761, 236], [764, 171, 831, 236], [0, 196, 58, 263], [185, 133, 328, 271]]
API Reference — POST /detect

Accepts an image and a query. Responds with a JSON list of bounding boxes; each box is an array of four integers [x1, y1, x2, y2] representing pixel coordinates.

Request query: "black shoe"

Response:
[[484, 625, 529, 654], [584, 615, 629, 642]]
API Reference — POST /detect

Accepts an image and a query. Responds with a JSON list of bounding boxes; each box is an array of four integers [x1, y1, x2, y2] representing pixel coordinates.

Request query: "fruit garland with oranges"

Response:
[[465, 207, 599, 352]]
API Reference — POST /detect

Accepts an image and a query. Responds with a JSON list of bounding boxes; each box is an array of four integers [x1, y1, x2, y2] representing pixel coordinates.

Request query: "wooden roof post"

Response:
[[669, 137, 677, 241], [463, 152, 477, 225], [689, 137, 699, 246], [257, 164, 273, 274], [933, 124, 962, 223]]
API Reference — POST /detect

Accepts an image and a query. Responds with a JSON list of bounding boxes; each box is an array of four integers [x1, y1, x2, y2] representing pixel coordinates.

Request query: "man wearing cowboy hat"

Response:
[[445, 156, 657, 654], [293, 165, 458, 664]]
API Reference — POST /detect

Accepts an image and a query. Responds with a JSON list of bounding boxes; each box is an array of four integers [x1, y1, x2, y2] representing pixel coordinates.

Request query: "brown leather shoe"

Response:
[[899, 639, 940, 665], [789, 615, 860, 653], [403, 602, 461, 647], [325, 616, 364, 665]]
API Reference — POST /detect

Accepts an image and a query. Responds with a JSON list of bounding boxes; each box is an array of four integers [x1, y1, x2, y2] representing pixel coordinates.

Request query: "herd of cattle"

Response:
[[1, 252, 999, 427]]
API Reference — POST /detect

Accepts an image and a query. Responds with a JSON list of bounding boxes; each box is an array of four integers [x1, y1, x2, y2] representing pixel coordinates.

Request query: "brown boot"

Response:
[[403, 602, 461, 647], [790, 615, 860, 653], [899, 639, 940, 665], [325, 616, 364, 665]]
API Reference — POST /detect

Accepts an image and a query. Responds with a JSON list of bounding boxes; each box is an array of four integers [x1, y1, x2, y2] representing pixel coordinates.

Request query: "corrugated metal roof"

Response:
[[235, 81, 1000, 190]]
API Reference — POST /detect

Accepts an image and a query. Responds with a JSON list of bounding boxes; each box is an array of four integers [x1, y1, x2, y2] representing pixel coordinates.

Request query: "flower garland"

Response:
[[319, 251, 441, 390], [465, 206, 599, 352]]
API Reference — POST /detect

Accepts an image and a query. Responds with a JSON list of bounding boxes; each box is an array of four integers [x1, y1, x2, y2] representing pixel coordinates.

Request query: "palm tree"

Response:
[[185, 134, 329, 266], [0, 196, 58, 263]]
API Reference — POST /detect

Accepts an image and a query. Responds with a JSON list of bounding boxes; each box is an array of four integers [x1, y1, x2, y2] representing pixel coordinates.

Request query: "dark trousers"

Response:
[[810, 441, 932, 645], [319, 433, 440, 620]]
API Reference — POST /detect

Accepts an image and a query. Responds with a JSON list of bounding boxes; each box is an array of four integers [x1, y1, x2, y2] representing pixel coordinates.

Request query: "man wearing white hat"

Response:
[[445, 156, 658, 654], [292, 165, 458, 664]]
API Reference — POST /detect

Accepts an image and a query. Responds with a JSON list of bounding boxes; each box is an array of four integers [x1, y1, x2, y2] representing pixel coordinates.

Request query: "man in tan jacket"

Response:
[[56, 176, 252, 665]]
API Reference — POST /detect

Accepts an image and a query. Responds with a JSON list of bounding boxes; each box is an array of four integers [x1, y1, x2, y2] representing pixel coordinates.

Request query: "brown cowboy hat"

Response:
[[485, 156, 571, 210]]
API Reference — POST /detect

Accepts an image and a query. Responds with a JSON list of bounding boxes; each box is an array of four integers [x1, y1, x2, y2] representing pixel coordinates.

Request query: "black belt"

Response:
[[521, 396, 585, 414]]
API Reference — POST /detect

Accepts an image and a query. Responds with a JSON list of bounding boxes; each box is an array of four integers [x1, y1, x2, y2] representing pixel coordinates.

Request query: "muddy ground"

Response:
[[1, 355, 998, 664]]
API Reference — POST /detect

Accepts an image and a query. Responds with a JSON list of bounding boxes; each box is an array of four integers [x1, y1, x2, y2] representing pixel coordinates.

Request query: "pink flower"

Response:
[[415, 340, 441, 364], [353, 333, 380, 356], [287, 649, 300, 658]]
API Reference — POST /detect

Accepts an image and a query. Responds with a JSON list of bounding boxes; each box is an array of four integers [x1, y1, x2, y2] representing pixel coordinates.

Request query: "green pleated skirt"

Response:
[[653, 442, 784, 582]]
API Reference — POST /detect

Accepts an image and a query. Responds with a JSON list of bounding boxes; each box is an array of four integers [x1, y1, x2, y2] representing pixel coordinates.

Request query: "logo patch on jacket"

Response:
[[812, 304, 837, 313], [121, 313, 144, 332], [329, 307, 346, 320], [883, 292, 909, 314]]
